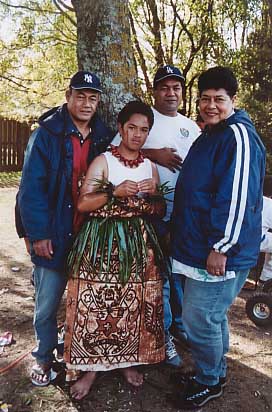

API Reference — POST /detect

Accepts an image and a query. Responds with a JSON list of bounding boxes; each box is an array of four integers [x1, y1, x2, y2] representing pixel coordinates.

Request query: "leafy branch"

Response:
[[52, 0, 76, 27], [0, 0, 58, 14]]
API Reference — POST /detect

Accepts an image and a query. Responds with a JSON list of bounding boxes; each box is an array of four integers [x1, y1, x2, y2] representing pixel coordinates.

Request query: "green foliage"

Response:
[[235, 1, 272, 164], [68, 216, 164, 285], [0, 171, 21, 187], [0, 0, 77, 121], [0, 0, 271, 159]]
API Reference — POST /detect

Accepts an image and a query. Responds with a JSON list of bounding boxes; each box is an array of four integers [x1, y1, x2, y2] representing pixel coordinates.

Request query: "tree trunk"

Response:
[[71, 0, 137, 131]]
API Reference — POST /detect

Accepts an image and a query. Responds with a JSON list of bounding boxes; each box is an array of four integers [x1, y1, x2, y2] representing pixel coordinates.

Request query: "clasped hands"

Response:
[[113, 179, 157, 198]]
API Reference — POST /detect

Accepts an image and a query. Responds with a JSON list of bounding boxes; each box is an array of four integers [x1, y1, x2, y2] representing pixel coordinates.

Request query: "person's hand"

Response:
[[156, 147, 183, 172], [206, 250, 227, 276], [137, 178, 157, 195], [24, 237, 31, 255], [33, 239, 54, 259], [113, 180, 138, 197]]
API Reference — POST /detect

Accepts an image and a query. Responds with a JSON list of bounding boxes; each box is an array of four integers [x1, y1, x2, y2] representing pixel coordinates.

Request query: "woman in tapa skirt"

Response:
[[64, 101, 167, 400]]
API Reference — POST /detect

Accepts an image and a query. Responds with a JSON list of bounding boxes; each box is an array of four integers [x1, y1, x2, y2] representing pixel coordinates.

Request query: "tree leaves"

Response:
[[0, 0, 77, 120]]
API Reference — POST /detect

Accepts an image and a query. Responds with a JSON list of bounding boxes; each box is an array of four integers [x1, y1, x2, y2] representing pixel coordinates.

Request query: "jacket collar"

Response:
[[205, 111, 236, 135], [38, 103, 100, 139]]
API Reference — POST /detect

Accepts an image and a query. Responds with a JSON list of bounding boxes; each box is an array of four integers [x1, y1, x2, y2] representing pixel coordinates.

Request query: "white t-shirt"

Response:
[[172, 259, 236, 282], [112, 107, 200, 221]]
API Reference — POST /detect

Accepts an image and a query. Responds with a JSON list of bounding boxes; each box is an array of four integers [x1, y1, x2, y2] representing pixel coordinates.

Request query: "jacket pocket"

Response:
[[189, 192, 213, 238]]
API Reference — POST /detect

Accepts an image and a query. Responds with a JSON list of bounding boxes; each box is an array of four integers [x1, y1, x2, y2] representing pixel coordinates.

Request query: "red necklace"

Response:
[[110, 144, 145, 168]]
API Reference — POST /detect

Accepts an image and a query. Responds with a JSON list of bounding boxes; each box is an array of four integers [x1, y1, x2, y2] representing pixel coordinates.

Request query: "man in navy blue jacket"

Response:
[[171, 67, 266, 409], [17, 71, 113, 386]]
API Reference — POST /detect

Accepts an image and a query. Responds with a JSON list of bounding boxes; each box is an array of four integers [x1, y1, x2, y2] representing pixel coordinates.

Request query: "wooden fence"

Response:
[[0, 117, 31, 172]]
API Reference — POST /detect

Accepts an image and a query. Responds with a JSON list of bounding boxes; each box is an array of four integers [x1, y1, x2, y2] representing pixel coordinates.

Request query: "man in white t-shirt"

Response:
[[112, 65, 200, 367], [143, 66, 200, 220], [143, 66, 200, 368]]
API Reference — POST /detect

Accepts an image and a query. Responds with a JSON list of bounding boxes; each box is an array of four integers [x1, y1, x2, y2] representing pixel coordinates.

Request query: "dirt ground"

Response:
[[0, 187, 271, 412]]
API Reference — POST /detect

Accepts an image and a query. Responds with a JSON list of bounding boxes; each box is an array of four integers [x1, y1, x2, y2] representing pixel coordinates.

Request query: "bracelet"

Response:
[[104, 182, 115, 200], [96, 182, 115, 200]]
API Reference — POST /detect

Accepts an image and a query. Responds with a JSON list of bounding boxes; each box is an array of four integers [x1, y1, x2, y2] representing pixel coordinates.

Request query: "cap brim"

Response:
[[154, 74, 185, 84], [70, 85, 102, 93]]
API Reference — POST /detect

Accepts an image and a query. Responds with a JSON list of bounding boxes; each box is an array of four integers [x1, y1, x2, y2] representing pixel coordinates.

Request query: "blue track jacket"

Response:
[[17, 104, 113, 272], [172, 109, 266, 271]]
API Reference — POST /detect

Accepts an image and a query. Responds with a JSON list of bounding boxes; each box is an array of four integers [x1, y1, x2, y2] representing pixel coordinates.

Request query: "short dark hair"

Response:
[[117, 100, 154, 129], [198, 66, 238, 97]]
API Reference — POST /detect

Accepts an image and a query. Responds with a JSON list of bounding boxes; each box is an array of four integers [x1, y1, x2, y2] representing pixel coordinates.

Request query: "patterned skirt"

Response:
[[64, 217, 164, 380]]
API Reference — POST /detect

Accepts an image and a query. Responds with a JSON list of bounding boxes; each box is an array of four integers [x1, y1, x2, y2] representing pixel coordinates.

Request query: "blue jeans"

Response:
[[182, 270, 249, 386], [163, 273, 186, 335], [32, 266, 67, 365]]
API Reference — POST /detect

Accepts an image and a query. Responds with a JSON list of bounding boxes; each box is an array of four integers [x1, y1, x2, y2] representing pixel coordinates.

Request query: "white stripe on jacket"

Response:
[[213, 123, 250, 253]]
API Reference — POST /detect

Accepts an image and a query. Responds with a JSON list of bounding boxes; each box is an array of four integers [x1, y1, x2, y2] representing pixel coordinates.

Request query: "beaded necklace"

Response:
[[110, 144, 145, 168]]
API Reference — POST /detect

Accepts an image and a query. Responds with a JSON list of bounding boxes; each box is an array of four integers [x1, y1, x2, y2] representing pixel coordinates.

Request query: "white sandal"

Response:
[[31, 363, 57, 387]]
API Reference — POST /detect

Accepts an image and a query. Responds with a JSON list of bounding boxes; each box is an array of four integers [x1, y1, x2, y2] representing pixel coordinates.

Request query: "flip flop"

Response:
[[31, 363, 57, 387]]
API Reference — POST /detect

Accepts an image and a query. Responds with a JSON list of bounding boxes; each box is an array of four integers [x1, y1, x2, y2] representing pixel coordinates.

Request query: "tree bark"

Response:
[[71, 0, 137, 131]]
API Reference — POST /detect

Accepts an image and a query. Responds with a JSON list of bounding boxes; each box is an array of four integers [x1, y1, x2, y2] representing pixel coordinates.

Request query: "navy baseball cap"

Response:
[[153, 65, 184, 87], [69, 70, 102, 93]]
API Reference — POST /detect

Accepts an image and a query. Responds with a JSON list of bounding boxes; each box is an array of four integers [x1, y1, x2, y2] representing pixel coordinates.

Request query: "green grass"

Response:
[[0, 171, 21, 188]]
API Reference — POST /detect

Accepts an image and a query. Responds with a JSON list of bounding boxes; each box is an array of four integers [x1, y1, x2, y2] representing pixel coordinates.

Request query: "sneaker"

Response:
[[171, 372, 226, 389], [175, 377, 223, 410], [220, 376, 227, 388], [171, 328, 189, 348], [165, 334, 182, 368]]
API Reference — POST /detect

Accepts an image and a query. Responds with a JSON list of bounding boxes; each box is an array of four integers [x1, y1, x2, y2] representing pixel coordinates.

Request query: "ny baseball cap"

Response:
[[69, 70, 102, 93], [153, 65, 184, 87]]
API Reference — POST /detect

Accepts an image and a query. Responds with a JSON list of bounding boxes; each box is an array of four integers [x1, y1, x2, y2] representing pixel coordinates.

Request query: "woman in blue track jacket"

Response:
[[171, 67, 266, 410]]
